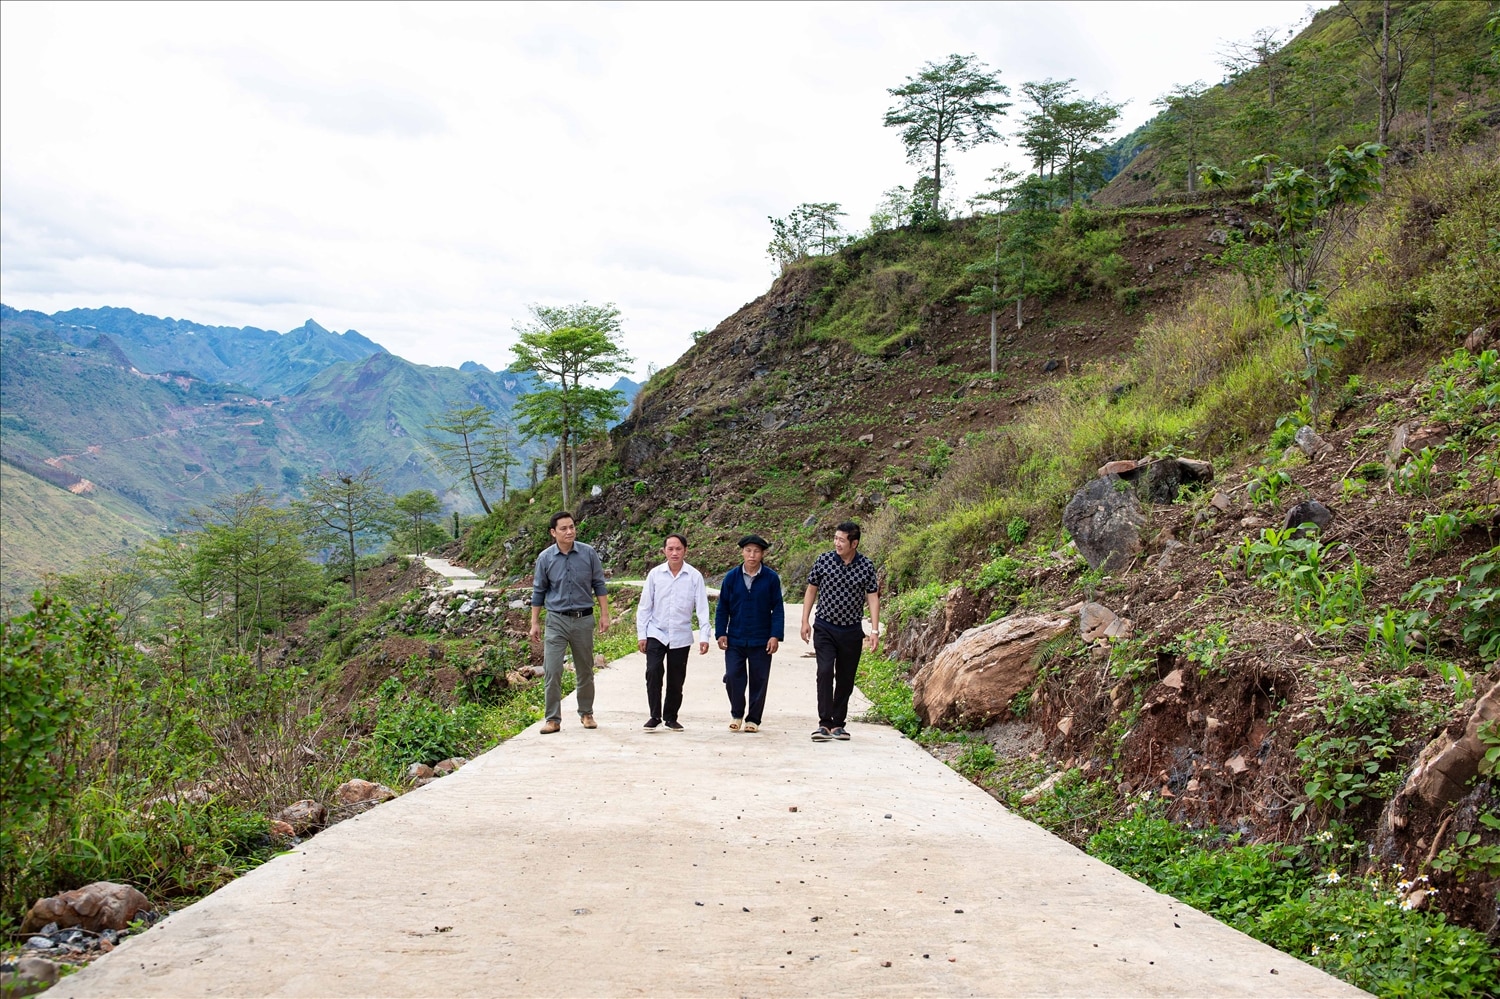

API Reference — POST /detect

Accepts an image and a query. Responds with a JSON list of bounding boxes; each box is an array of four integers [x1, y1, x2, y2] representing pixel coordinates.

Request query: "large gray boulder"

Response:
[[1063, 478, 1145, 571]]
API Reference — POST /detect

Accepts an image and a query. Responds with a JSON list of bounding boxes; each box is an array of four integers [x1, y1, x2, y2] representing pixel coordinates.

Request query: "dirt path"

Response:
[[52, 609, 1362, 998]]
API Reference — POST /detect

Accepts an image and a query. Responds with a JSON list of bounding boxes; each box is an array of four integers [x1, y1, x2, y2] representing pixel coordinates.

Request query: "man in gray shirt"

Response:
[[529, 510, 612, 733]]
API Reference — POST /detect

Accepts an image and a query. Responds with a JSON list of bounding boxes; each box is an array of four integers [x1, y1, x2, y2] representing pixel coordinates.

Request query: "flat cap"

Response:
[[738, 533, 771, 550]]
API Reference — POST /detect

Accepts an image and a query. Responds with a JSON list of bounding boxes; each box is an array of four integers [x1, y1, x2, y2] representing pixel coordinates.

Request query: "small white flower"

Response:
[[1329, 933, 1341, 942], [1325, 870, 1341, 884], [1311, 945, 1320, 956]]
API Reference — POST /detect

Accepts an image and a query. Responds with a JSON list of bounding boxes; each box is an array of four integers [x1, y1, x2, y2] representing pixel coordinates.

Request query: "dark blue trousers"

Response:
[[723, 646, 772, 725]]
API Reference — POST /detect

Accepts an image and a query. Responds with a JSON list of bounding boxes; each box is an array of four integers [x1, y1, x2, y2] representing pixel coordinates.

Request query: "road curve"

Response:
[[53, 606, 1363, 998]]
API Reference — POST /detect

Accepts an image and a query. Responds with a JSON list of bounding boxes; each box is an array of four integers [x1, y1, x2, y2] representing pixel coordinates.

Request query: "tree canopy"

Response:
[[508, 303, 632, 510], [884, 53, 1010, 217]]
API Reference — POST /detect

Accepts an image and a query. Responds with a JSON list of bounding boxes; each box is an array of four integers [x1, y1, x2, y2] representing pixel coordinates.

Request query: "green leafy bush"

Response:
[[1254, 879, 1499, 998], [1293, 676, 1424, 820], [1089, 811, 1500, 998], [1236, 527, 1368, 633], [951, 742, 997, 778], [1409, 549, 1500, 660], [371, 677, 485, 772], [855, 652, 921, 738]]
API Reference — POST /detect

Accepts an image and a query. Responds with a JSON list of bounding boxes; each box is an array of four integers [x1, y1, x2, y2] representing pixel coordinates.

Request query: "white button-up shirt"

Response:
[[636, 560, 711, 648]]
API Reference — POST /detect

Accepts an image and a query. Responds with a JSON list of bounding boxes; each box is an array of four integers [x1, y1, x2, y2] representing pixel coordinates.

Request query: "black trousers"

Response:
[[644, 638, 690, 722], [814, 621, 864, 729]]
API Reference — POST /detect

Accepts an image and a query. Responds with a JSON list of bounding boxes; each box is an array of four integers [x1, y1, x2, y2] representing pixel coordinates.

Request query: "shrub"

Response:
[[371, 677, 486, 772], [855, 652, 920, 738]]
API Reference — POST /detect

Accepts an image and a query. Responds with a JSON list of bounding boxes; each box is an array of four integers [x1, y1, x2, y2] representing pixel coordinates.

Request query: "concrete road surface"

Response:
[[54, 609, 1363, 998]]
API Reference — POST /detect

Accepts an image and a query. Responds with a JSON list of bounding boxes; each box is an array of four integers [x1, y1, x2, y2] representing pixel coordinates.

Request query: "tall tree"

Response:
[[483, 422, 521, 503], [509, 303, 632, 509], [393, 490, 443, 555], [426, 403, 505, 515], [962, 174, 1057, 371], [1147, 82, 1217, 193], [298, 469, 390, 600], [801, 203, 848, 254], [1017, 78, 1074, 180], [1219, 26, 1292, 109], [884, 54, 1011, 217], [1243, 142, 1389, 426], [1052, 96, 1124, 203], [1337, 0, 1415, 144]]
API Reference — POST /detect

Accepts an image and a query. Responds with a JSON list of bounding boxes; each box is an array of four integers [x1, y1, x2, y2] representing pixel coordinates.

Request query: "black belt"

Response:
[[554, 607, 594, 617]]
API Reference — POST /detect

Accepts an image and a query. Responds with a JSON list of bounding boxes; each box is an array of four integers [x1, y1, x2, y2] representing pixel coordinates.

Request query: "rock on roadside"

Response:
[[912, 613, 1075, 729]]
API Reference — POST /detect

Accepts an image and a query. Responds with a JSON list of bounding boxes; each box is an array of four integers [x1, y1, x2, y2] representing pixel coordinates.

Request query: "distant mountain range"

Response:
[[0, 304, 639, 601], [36, 306, 387, 396]]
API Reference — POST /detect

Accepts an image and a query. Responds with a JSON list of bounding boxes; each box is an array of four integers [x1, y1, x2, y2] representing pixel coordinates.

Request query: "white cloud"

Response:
[[1, 0, 1312, 378]]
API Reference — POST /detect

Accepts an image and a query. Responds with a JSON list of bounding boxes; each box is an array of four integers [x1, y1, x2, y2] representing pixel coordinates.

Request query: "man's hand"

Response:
[[864, 632, 880, 652], [767, 637, 780, 654], [529, 623, 540, 645], [800, 621, 811, 643], [598, 613, 612, 633], [698, 641, 709, 655], [717, 635, 729, 650], [637, 639, 648, 654]]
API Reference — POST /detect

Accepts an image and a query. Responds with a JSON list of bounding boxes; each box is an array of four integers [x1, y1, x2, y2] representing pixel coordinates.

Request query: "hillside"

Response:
[[1095, 0, 1498, 203], [471, 201, 1258, 578], [462, 128, 1499, 972]]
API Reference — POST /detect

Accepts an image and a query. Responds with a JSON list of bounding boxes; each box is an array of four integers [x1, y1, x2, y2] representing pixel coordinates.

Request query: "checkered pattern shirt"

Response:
[[807, 550, 878, 627]]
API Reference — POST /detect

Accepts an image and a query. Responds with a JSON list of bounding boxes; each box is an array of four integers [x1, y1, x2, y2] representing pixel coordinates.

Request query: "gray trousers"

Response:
[[543, 611, 597, 722]]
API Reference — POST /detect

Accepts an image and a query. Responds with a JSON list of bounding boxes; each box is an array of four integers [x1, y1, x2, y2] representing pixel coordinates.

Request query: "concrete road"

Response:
[[54, 611, 1362, 998], [417, 556, 488, 592]]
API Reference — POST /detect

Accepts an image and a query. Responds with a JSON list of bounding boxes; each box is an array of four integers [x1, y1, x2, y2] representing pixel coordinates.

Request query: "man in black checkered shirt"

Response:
[[799, 521, 880, 742]]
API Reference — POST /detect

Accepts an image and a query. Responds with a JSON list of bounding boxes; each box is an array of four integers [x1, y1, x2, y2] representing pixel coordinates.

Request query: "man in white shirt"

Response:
[[636, 533, 710, 731]]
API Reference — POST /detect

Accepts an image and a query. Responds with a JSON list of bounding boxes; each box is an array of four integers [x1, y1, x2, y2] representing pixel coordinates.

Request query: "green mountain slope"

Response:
[[0, 459, 158, 607], [1098, 0, 1498, 201]]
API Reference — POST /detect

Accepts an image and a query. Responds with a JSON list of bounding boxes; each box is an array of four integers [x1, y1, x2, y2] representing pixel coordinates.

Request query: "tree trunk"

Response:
[[345, 489, 358, 600], [931, 141, 943, 216], [469, 467, 491, 515], [559, 426, 570, 510], [1425, 28, 1436, 153], [1379, 0, 1391, 144], [990, 243, 999, 373], [1016, 256, 1026, 330]]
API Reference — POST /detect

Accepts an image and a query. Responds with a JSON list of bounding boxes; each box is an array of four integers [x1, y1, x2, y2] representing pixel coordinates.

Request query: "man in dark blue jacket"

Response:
[[714, 534, 784, 733]]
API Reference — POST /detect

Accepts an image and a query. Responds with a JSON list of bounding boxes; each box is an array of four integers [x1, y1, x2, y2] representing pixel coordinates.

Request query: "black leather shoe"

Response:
[[811, 727, 832, 742], [665, 720, 684, 731], [643, 718, 661, 730], [832, 727, 851, 741]]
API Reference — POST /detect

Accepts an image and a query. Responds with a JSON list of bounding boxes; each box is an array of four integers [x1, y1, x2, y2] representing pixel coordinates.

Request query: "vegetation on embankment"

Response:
[[0, 550, 645, 938]]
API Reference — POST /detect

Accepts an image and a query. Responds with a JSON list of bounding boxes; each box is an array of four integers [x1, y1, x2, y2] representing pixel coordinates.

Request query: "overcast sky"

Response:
[[1, 1, 1313, 379]]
